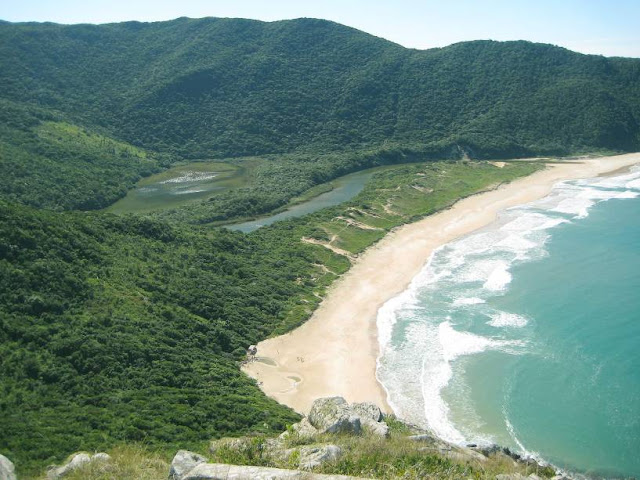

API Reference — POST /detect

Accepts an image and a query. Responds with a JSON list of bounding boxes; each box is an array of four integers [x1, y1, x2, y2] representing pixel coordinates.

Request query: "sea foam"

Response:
[[376, 165, 640, 453]]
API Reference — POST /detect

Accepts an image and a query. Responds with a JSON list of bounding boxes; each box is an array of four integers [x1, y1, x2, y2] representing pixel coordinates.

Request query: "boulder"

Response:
[[350, 402, 383, 423], [308, 397, 361, 435], [0, 454, 16, 480], [440, 446, 487, 463], [92, 453, 111, 462], [46, 452, 111, 478], [298, 445, 342, 469], [363, 420, 389, 438], [279, 417, 319, 441], [169, 450, 207, 480], [47, 453, 91, 479]]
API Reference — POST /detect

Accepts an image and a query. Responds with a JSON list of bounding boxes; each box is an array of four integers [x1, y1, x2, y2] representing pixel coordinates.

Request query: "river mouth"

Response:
[[107, 161, 247, 213]]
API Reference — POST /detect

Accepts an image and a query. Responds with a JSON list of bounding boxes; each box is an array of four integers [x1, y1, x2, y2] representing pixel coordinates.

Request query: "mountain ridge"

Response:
[[1, 16, 639, 161]]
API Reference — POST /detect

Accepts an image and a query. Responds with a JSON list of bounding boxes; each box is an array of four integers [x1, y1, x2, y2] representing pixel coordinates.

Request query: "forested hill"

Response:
[[1, 17, 640, 159]]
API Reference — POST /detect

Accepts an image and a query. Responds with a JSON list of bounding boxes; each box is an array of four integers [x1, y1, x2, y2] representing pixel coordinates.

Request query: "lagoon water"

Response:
[[377, 167, 640, 477]]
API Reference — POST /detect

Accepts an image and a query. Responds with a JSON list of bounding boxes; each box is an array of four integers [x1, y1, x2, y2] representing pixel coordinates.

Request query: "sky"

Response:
[[2, 0, 639, 58]]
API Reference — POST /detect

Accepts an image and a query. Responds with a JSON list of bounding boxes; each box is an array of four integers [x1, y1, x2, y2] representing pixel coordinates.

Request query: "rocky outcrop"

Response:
[[279, 417, 318, 441], [308, 397, 362, 435], [296, 445, 342, 470], [169, 450, 208, 480], [0, 454, 16, 480], [349, 402, 382, 423], [307, 397, 389, 437], [46, 452, 111, 479], [180, 462, 366, 480]]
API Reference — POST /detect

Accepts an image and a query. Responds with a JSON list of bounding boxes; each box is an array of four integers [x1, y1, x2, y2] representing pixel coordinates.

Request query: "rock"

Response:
[[308, 397, 361, 435], [0, 454, 16, 480], [495, 474, 528, 480], [47, 453, 91, 479], [350, 402, 383, 423], [209, 437, 251, 454], [169, 450, 208, 480], [363, 420, 389, 438], [407, 433, 438, 443], [182, 462, 364, 479], [441, 447, 487, 463], [46, 452, 112, 479], [298, 445, 342, 469], [92, 452, 111, 462], [279, 417, 319, 441]]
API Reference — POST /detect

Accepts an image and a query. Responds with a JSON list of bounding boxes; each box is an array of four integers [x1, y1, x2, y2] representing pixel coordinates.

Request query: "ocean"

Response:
[[376, 166, 640, 478]]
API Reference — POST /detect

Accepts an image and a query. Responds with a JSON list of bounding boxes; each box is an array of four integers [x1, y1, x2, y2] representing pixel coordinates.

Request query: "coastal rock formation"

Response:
[[308, 397, 390, 437], [46, 452, 111, 478], [0, 454, 16, 480], [170, 450, 208, 480]]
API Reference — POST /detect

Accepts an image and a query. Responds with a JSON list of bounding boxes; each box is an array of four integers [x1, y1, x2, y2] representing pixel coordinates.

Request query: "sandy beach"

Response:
[[242, 153, 640, 415]]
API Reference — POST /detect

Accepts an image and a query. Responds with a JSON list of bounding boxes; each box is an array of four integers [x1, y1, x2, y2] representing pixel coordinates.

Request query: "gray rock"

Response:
[[182, 462, 364, 479], [91, 452, 111, 462], [350, 402, 383, 423], [47, 453, 92, 479], [298, 445, 342, 469], [407, 433, 438, 443], [362, 420, 389, 438], [209, 437, 251, 454], [169, 450, 208, 480], [308, 397, 361, 435], [0, 454, 16, 480], [496, 474, 528, 480], [279, 417, 319, 441], [440, 447, 487, 463]]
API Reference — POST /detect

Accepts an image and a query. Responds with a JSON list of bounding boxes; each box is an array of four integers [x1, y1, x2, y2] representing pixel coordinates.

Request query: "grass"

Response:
[[43, 445, 170, 480], [37, 121, 151, 160], [201, 416, 557, 480], [292, 160, 542, 257], [45, 430, 557, 480]]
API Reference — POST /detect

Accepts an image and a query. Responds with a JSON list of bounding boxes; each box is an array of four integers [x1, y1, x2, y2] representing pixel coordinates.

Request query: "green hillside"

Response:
[[0, 15, 638, 478], [1, 18, 639, 159], [1, 18, 639, 218]]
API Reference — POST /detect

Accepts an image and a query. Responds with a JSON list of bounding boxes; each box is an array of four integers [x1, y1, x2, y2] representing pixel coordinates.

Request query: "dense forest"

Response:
[[0, 15, 639, 477], [1, 18, 639, 220], [1, 18, 640, 160]]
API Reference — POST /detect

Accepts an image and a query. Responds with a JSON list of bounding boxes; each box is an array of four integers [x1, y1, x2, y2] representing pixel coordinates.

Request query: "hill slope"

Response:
[[1, 17, 639, 161]]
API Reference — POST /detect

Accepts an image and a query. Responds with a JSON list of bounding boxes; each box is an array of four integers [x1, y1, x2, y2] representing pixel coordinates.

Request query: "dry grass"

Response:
[[54, 445, 169, 480]]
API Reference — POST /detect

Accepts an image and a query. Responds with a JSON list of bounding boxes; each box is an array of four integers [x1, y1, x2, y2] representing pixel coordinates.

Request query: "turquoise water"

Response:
[[377, 166, 640, 478]]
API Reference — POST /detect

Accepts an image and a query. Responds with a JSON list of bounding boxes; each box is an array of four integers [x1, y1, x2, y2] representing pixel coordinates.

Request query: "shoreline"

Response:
[[242, 153, 640, 416]]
